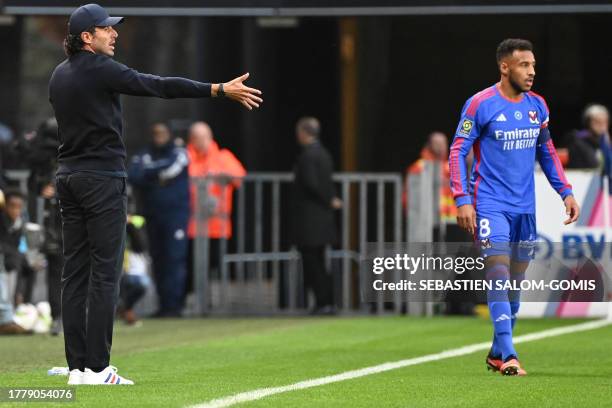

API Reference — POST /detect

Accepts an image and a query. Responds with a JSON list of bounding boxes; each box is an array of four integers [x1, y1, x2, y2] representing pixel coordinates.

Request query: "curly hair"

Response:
[[63, 26, 96, 56]]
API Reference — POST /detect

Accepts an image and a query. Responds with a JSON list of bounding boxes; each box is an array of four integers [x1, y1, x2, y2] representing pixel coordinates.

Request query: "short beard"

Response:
[[508, 75, 527, 93], [93, 46, 113, 57]]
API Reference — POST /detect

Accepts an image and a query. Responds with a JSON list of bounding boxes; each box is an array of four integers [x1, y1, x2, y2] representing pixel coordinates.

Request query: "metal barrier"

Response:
[[191, 172, 410, 315], [406, 161, 441, 316], [2, 167, 439, 316], [8, 165, 612, 319], [4, 170, 30, 194]]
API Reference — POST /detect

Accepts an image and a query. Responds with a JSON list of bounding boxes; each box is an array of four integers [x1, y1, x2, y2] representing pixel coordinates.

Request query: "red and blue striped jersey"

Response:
[[449, 84, 573, 213]]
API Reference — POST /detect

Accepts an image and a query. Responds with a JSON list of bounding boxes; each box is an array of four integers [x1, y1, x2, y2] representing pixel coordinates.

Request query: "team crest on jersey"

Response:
[[459, 119, 473, 136], [514, 111, 523, 120], [528, 110, 539, 124], [480, 238, 492, 250]]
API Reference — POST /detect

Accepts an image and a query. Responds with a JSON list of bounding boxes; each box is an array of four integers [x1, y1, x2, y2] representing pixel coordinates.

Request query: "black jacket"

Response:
[[49, 50, 211, 174], [567, 132, 601, 169], [292, 141, 337, 247], [127, 141, 190, 217]]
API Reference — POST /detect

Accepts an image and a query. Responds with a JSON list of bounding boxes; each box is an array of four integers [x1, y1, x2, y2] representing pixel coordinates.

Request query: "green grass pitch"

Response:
[[1, 316, 611, 407]]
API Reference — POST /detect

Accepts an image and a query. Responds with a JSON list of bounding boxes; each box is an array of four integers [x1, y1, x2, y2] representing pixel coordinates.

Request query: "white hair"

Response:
[[583, 104, 610, 124]]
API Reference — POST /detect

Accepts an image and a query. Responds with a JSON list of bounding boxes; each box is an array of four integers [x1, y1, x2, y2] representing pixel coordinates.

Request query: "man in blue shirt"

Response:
[[449, 38, 580, 376]]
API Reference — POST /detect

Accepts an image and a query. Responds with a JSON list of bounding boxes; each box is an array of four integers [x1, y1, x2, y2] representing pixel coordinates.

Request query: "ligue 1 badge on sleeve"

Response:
[[459, 118, 473, 136]]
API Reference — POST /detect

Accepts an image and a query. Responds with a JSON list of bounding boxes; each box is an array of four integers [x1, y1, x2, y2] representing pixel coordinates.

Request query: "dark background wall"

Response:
[[356, 14, 612, 172], [0, 16, 22, 134], [1, 13, 611, 173], [194, 17, 341, 172]]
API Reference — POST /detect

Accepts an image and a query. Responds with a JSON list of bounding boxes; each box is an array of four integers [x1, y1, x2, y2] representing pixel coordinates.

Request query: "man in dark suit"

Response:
[[292, 117, 341, 314]]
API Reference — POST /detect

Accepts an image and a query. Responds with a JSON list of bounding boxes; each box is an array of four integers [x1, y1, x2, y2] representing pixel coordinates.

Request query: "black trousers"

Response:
[[14, 260, 36, 305], [298, 245, 333, 308], [145, 214, 188, 315], [46, 253, 63, 320], [56, 173, 127, 371]]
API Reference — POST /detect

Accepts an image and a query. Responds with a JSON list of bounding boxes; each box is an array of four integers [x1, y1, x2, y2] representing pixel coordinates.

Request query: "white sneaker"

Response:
[[67, 369, 84, 385], [82, 366, 134, 385]]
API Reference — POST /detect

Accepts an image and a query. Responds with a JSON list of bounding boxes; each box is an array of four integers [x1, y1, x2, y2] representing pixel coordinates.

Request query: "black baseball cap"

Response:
[[68, 3, 124, 35]]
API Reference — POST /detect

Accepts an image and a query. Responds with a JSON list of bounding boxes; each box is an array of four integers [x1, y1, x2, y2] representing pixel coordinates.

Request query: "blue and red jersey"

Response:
[[449, 84, 573, 213]]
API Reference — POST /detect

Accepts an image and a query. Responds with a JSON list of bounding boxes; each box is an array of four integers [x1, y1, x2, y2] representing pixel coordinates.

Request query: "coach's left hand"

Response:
[[216, 73, 263, 110], [563, 195, 580, 225]]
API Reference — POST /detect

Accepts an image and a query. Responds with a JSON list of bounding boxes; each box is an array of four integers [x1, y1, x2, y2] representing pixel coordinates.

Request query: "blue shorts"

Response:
[[476, 209, 536, 261]]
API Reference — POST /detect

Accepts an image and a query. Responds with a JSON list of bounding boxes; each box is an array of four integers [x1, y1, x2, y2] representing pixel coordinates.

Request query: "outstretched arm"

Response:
[[212, 73, 263, 110], [102, 59, 262, 109]]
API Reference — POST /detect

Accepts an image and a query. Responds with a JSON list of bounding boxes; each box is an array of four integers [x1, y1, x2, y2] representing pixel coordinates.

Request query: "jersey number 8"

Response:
[[479, 218, 491, 238]]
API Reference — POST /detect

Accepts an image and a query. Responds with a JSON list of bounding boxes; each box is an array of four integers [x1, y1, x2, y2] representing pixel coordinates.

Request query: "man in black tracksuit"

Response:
[[48, 3, 262, 385], [128, 123, 190, 317]]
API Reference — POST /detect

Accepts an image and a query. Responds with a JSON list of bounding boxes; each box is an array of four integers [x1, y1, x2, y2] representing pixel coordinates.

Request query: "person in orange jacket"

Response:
[[186, 122, 246, 282], [406, 131, 457, 225]]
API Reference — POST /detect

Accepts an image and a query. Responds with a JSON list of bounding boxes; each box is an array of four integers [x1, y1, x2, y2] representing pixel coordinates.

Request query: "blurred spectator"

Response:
[[291, 117, 340, 314], [128, 123, 189, 318], [0, 255, 31, 335], [118, 215, 150, 326], [406, 132, 475, 243], [0, 122, 14, 171], [0, 122, 13, 145], [567, 104, 612, 173], [406, 131, 457, 225], [186, 122, 245, 284], [0, 188, 30, 335], [408, 133, 476, 313], [0, 189, 38, 306], [14, 117, 63, 335]]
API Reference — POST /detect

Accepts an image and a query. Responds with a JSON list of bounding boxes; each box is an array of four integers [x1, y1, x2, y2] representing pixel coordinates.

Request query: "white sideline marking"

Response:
[[189, 319, 611, 408]]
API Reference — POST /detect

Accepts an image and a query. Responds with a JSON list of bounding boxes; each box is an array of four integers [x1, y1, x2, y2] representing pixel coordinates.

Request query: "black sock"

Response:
[[89, 366, 106, 373]]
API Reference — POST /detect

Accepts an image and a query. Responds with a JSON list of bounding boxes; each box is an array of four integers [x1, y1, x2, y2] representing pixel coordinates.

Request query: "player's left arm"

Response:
[[535, 114, 580, 225]]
